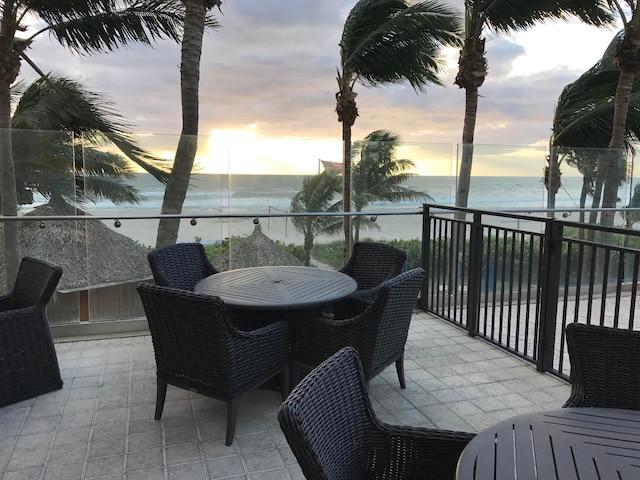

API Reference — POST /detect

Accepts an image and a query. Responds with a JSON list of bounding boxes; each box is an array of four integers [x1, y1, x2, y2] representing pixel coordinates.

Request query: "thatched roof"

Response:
[[213, 224, 301, 271], [3, 201, 152, 291]]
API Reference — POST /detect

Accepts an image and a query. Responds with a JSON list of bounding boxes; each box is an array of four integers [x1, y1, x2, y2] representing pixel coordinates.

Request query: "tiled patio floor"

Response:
[[0, 311, 570, 480]]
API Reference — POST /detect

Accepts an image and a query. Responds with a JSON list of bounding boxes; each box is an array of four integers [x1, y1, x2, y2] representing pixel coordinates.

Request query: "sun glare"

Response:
[[198, 128, 343, 175]]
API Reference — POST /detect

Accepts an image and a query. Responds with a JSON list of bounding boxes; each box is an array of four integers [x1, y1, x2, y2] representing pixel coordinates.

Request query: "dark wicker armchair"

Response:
[[339, 241, 407, 303], [137, 283, 290, 445], [291, 268, 424, 388], [1, 256, 63, 407], [147, 242, 218, 291], [147, 242, 276, 330], [564, 322, 640, 410], [279, 346, 475, 479]]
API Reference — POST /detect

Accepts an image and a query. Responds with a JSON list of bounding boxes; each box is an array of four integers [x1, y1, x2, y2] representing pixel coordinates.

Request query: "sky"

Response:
[[18, 0, 622, 175]]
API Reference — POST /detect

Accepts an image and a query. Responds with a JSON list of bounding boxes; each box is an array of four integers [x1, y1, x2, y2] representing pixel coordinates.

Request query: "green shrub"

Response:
[[312, 238, 424, 270], [276, 241, 307, 263], [312, 240, 345, 268]]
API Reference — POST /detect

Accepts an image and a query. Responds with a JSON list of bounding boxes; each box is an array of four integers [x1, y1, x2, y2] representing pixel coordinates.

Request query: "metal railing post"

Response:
[[536, 219, 563, 372], [420, 204, 431, 310], [466, 212, 483, 336]]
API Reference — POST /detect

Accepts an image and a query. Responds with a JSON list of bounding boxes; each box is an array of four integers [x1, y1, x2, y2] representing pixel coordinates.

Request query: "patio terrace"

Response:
[[0, 310, 570, 480]]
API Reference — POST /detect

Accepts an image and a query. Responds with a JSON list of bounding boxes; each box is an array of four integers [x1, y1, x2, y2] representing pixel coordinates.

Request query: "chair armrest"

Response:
[[229, 319, 290, 368], [0, 293, 16, 312], [331, 298, 371, 319], [0, 305, 43, 323], [231, 318, 289, 340], [378, 423, 476, 479]]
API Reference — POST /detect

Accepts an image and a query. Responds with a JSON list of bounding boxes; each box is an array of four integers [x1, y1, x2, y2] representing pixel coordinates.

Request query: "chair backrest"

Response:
[[11, 256, 63, 309], [278, 347, 382, 480], [364, 267, 424, 376], [565, 322, 640, 410], [340, 242, 406, 292], [147, 242, 218, 291], [136, 283, 236, 395]]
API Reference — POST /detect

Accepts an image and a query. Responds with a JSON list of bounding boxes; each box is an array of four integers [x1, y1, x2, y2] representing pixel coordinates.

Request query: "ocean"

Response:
[[31, 174, 636, 248]]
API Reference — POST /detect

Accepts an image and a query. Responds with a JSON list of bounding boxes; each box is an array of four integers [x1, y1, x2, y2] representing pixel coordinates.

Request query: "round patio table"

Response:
[[194, 266, 357, 311], [456, 407, 640, 479]]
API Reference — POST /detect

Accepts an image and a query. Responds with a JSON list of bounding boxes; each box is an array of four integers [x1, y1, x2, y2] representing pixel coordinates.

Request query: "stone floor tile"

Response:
[[126, 448, 164, 471], [0, 313, 574, 479], [206, 454, 246, 479]]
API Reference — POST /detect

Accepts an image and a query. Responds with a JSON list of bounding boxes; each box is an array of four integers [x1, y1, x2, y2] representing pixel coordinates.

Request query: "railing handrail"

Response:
[[421, 203, 640, 383], [0, 209, 425, 222]]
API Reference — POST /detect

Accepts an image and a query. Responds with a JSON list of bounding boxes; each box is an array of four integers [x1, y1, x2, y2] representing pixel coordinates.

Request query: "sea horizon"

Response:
[[21, 173, 638, 248]]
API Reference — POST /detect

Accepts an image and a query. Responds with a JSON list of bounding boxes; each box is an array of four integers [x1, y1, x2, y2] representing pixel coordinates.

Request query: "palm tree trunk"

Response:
[[303, 231, 312, 267], [601, 70, 635, 230], [0, 12, 22, 281], [342, 120, 352, 259], [456, 86, 478, 210], [588, 159, 605, 228], [156, 0, 205, 248], [579, 181, 587, 240]]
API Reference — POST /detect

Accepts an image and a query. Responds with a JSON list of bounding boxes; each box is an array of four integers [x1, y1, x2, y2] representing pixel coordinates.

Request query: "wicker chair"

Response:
[[291, 268, 424, 388], [1, 256, 63, 407], [147, 242, 218, 291], [564, 322, 640, 410], [147, 242, 277, 330], [279, 346, 475, 479], [339, 241, 407, 304], [136, 283, 290, 445]]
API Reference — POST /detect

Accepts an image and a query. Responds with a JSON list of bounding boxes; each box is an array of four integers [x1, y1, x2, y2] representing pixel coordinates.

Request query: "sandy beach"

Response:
[[82, 206, 425, 248]]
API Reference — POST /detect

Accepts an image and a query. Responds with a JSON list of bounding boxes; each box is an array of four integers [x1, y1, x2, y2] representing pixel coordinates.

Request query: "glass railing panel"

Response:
[[548, 146, 633, 228], [77, 132, 233, 323], [4, 129, 80, 320], [455, 143, 549, 211]]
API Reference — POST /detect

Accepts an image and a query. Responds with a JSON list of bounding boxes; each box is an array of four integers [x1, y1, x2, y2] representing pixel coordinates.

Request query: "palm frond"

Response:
[[27, 0, 218, 54], [341, 0, 462, 91], [474, 0, 614, 33], [552, 31, 640, 150], [12, 74, 170, 182]]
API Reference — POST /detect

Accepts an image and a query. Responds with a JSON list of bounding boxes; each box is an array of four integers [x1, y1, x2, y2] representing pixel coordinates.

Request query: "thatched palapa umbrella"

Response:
[[5, 200, 152, 291], [213, 223, 301, 271]]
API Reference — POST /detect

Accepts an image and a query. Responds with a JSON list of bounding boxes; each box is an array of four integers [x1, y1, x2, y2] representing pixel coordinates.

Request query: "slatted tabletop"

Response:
[[457, 408, 640, 480], [194, 266, 357, 310]]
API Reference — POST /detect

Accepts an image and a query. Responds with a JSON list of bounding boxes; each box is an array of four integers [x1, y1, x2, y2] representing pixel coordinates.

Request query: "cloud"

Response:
[[18, 1, 618, 158]]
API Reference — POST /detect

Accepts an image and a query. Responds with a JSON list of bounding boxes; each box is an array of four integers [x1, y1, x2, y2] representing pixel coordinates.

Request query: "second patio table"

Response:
[[194, 266, 357, 310], [456, 407, 640, 479]]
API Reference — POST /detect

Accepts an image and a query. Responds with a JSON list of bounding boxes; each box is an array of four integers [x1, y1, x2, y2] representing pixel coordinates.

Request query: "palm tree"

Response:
[[454, 0, 613, 212], [0, 0, 184, 280], [11, 74, 167, 207], [549, 32, 640, 210], [624, 182, 640, 228], [155, 0, 220, 248], [599, 2, 640, 228], [290, 171, 342, 266], [351, 130, 431, 242], [336, 0, 461, 254], [549, 31, 640, 230]]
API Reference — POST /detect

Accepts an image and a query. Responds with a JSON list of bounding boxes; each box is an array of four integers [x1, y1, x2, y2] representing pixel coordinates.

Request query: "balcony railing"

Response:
[[421, 204, 640, 381], [1, 204, 639, 383]]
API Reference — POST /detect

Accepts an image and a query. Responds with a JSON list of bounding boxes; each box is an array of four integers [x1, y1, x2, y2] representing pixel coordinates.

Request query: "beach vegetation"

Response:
[[313, 238, 423, 270], [290, 170, 343, 266], [201, 236, 307, 265], [455, 0, 614, 213], [600, 2, 640, 230], [624, 183, 640, 228], [155, 0, 221, 249], [335, 0, 461, 254], [549, 33, 640, 226], [0, 0, 185, 280], [351, 130, 431, 242]]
